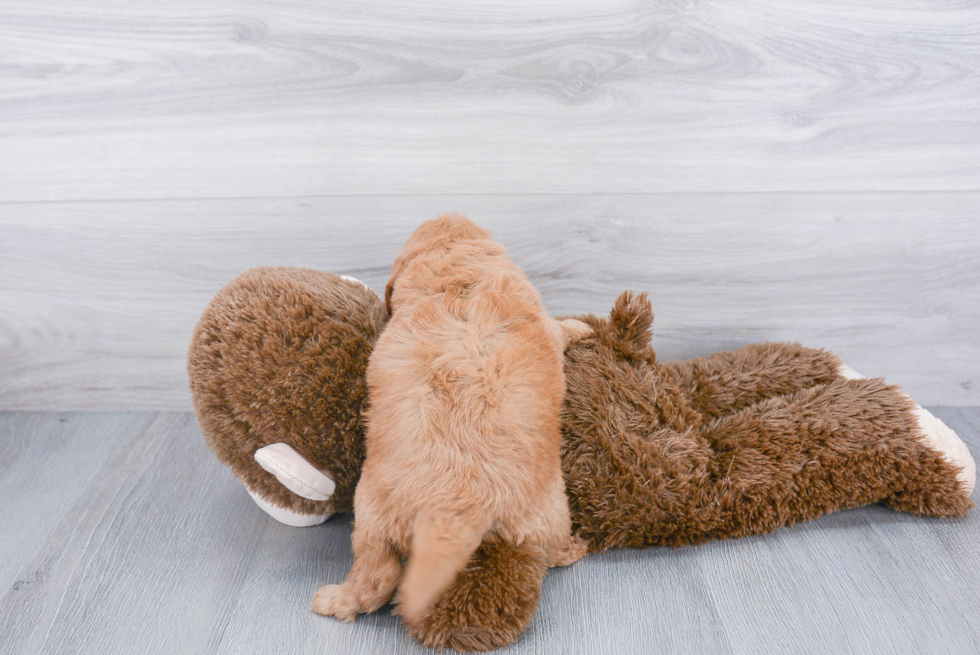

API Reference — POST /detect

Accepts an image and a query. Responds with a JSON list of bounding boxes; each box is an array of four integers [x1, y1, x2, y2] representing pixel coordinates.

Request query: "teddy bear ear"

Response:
[[608, 291, 655, 361]]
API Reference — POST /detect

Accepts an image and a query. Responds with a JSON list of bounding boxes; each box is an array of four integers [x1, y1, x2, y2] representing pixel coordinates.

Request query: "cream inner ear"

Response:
[[254, 443, 337, 500]]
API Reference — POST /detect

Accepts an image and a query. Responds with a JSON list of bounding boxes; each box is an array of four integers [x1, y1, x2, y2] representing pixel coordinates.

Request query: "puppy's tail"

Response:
[[397, 508, 488, 626]]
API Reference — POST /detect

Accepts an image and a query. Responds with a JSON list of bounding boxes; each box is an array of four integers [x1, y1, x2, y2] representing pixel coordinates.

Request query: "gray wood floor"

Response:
[[2, 409, 979, 654]]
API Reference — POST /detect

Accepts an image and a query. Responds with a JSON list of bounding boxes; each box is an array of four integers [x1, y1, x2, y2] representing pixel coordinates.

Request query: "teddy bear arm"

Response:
[[663, 342, 844, 420]]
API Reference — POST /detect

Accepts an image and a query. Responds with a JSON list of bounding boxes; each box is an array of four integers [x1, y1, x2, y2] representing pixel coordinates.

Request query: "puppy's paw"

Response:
[[550, 534, 589, 567], [557, 319, 593, 348], [312, 584, 360, 622]]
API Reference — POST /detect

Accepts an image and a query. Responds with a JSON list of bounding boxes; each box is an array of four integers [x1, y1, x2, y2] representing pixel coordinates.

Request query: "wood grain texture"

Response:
[[0, 413, 273, 654], [2, 193, 978, 410], [2, 0, 979, 201], [0, 413, 145, 592], [0, 410, 977, 653]]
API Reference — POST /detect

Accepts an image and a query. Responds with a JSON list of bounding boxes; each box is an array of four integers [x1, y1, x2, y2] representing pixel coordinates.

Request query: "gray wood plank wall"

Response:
[[1, 1, 978, 410]]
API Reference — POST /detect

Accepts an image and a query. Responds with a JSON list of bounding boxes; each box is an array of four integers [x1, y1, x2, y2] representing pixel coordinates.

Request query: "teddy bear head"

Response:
[[188, 267, 386, 523]]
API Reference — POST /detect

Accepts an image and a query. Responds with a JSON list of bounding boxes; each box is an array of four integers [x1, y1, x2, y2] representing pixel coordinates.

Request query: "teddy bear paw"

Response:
[[836, 363, 865, 380], [911, 406, 976, 494], [836, 363, 975, 494]]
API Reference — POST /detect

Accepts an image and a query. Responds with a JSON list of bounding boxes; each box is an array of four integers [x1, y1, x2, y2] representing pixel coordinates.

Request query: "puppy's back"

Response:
[[368, 217, 568, 622], [369, 259, 564, 495]]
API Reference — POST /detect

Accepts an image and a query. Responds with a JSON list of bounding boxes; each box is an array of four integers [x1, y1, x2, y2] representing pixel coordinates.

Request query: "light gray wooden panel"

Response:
[[2, 0, 979, 201], [696, 408, 980, 653], [0, 410, 977, 654], [697, 509, 980, 653], [212, 518, 432, 655], [0, 413, 145, 592], [2, 192, 978, 410], [0, 413, 274, 655], [919, 406, 980, 646], [525, 548, 734, 655]]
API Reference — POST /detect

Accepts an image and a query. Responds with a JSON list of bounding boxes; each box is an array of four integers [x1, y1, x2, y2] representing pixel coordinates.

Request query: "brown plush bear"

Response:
[[188, 266, 976, 651]]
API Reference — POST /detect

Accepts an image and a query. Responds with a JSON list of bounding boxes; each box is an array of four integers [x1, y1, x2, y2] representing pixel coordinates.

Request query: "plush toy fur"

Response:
[[189, 267, 975, 651], [188, 267, 384, 522]]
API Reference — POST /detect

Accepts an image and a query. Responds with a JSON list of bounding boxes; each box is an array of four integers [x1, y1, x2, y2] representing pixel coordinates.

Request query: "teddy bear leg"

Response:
[[700, 377, 974, 541], [663, 342, 843, 420]]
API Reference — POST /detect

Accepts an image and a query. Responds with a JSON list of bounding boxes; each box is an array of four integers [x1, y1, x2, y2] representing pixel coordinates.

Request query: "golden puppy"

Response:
[[312, 214, 590, 626]]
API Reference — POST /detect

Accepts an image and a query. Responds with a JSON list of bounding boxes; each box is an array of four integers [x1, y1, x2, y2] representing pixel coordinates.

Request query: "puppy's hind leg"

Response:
[[312, 520, 402, 622], [534, 476, 589, 568]]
